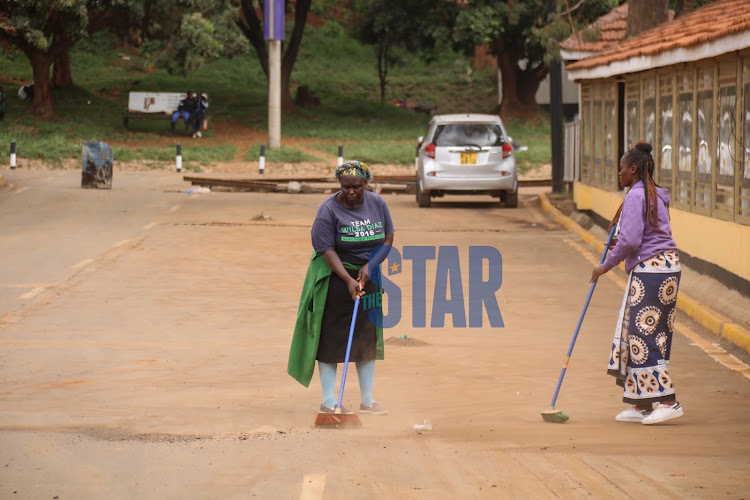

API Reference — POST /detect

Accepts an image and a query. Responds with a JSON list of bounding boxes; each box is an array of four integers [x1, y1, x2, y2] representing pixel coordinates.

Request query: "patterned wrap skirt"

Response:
[[607, 250, 681, 404]]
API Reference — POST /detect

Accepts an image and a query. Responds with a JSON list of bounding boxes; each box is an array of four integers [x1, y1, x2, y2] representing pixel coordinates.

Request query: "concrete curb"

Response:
[[538, 192, 750, 355]]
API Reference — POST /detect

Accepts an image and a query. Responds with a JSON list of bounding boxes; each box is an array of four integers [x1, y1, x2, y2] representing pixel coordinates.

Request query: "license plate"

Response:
[[460, 152, 477, 165]]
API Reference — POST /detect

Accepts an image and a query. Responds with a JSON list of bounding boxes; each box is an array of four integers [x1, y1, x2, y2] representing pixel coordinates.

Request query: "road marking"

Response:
[[299, 474, 326, 500], [3, 283, 59, 288], [15, 186, 29, 194], [143, 222, 157, 230], [112, 239, 130, 248], [564, 238, 750, 380], [18, 287, 45, 300], [678, 323, 750, 380], [168, 205, 180, 213], [72, 258, 95, 269]]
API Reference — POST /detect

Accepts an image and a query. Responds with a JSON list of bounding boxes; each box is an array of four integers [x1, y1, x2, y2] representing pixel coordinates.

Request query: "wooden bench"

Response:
[[123, 92, 208, 130]]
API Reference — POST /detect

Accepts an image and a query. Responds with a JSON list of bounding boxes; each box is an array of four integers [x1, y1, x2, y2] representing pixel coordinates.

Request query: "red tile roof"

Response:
[[567, 0, 750, 71], [560, 4, 629, 53]]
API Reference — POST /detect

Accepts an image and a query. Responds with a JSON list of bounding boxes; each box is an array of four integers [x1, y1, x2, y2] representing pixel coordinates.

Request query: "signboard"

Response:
[[264, 0, 285, 41], [126, 92, 208, 114], [128, 92, 185, 114], [82, 141, 113, 189]]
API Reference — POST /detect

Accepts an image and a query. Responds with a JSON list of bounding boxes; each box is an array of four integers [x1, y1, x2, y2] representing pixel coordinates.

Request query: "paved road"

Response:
[[0, 168, 748, 499]]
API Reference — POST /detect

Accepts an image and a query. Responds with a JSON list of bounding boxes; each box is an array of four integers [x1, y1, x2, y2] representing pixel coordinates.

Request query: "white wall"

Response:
[[495, 64, 579, 105]]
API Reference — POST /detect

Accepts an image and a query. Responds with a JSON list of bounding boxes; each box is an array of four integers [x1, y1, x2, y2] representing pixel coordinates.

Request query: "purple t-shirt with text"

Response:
[[311, 190, 394, 266]]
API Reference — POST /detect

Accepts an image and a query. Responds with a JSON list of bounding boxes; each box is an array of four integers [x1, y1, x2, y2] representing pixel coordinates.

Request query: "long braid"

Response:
[[608, 204, 623, 232], [610, 142, 662, 232]]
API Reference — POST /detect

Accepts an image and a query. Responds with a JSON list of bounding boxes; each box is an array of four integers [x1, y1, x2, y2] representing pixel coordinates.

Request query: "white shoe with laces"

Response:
[[642, 402, 683, 425], [615, 406, 651, 422]]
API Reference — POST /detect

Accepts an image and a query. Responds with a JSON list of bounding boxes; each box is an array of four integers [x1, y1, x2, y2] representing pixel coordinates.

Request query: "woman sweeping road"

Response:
[[590, 142, 683, 425], [288, 161, 394, 416]]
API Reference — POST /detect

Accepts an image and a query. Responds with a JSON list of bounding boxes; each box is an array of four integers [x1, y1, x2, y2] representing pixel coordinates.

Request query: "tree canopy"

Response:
[[347, 0, 459, 102], [0, 0, 129, 116], [454, 0, 618, 116], [0, 0, 248, 117]]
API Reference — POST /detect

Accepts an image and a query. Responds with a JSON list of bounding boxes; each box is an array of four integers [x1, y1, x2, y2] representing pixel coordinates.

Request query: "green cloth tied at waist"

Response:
[[287, 251, 384, 387]]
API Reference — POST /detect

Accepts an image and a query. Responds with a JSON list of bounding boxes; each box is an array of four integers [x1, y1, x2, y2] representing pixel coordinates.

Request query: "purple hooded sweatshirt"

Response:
[[602, 182, 678, 273]]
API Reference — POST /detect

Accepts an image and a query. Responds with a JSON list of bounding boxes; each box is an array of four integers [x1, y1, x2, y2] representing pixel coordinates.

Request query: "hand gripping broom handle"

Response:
[[549, 225, 617, 408], [336, 295, 360, 410]]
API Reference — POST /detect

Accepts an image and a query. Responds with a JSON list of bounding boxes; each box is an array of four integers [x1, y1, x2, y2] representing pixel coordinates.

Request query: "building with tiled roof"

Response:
[[563, 0, 750, 293], [560, 4, 629, 60], [567, 0, 750, 75]]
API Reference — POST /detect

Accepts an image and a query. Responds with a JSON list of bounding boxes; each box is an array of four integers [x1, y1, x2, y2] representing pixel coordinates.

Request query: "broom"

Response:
[[314, 289, 364, 428], [541, 226, 617, 423]]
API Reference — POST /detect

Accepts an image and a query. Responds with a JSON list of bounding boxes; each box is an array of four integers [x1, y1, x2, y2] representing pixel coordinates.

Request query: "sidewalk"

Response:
[[538, 192, 750, 355]]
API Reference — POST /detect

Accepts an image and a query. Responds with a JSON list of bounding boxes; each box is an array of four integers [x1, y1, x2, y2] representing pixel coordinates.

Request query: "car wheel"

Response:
[[504, 190, 518, 208], [416, 181, 431, 208]]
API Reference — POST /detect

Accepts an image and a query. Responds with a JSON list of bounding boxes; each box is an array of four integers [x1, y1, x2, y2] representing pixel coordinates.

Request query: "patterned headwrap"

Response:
[[335, 160, 372, 184]]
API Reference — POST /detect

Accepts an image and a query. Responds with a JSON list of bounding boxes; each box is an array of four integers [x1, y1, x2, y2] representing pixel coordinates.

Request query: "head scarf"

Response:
[[335, 160, 372, 184]]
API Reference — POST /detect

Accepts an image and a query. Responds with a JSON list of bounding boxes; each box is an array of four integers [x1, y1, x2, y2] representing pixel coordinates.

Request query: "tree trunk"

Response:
[[238, 1, 269, 75], [49, 16, 73, 89], [495, 42, 548, 118], [377, 41, 388, 103], [239, 0, 311, 110], [28, 52, 56, 118], [281, 0, 311, 110], [142, 0, 153, 40], [52, 47, 73, 89], [626, 0, 669, 38]]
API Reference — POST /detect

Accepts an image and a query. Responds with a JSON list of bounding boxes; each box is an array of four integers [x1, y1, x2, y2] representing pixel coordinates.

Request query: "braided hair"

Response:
[[609, 142, 662, 232]]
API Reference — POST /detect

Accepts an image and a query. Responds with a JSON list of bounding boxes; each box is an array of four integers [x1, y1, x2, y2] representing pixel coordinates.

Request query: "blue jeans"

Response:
[[171, 110, 191, 124], [318, 360, 375, 409]]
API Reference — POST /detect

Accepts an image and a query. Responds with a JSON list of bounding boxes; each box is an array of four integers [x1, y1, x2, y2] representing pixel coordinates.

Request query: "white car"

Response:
[[415, 113, 518, 208]]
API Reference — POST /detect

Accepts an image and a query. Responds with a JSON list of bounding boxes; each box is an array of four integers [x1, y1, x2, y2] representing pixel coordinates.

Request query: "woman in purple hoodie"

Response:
[[590, 142, 683, 425]]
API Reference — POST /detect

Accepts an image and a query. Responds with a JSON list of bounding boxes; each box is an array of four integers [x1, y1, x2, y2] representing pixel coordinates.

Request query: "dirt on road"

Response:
[[0, 166, 748, 499]]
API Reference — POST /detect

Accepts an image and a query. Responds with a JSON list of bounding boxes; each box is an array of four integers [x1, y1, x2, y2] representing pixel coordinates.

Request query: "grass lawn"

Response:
[[0, 23, 552, 173]]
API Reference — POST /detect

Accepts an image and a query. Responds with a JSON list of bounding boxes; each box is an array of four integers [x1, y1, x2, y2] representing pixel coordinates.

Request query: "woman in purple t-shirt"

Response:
[[310, 161, 394, 416], [590, 142, 683, 425]]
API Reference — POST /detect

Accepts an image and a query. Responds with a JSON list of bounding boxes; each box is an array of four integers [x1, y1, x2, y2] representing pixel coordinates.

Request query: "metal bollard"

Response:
[[337, 145, 343, 166], [10, 141, 16, 169], [259, 145, 266, 175], [176, 144, 182, 172]]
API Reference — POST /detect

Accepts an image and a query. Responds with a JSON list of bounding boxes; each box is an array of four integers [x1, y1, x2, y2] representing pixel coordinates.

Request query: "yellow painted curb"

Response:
[[676, 294, 724, 335], [538, 193, 624, 272], [538, 192, 750, 354], [721, 323, 750, 353]]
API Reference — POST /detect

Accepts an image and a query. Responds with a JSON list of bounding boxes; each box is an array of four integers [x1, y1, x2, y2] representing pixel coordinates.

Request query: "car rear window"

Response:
[[432, 124, 504, 147]]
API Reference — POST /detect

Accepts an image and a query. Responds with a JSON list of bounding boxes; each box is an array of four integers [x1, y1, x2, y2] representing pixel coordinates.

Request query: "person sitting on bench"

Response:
[[190, 91, 209, 138], [170, 91, 198, 135]]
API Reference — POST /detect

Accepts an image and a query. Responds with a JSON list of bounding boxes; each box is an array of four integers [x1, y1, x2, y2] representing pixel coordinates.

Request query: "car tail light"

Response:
[[502, 142, 513, 159], [425, 143, 436, 159]]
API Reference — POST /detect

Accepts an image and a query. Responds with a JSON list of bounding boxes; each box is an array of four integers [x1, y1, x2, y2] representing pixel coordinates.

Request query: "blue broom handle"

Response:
[[336, 295, 360, 410], [550, 226, 617, 407]]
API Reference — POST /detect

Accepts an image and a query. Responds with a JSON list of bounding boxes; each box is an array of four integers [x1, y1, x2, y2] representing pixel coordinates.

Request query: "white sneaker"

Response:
[[642, 402, 683, 425], [615, 406, 651, 422], [196, 131, 202, 138]]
